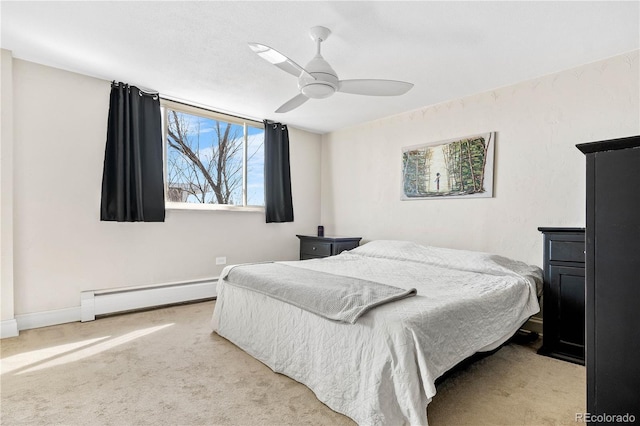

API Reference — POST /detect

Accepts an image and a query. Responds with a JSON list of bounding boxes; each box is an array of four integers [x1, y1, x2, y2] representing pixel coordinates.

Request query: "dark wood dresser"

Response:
[[577, 135, 640, 422], [296, 235, 362, 260], [537, 227, 585, 365]]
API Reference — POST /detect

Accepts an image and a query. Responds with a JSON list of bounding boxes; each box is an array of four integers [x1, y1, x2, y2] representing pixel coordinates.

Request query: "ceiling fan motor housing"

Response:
[[298, 55, 338, 99]]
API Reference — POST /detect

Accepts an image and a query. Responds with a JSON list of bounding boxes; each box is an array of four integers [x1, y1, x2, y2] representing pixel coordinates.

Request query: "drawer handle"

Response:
[[312, 246, 317, 251]]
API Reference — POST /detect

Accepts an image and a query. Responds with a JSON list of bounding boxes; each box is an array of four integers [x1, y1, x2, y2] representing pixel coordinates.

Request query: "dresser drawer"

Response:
[[549, 240, 584, 263], [300, 240, 332, 257]]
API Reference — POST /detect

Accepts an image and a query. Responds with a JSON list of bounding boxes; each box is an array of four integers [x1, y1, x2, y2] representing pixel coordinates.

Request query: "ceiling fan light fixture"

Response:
[[301, 82, 336, 99]]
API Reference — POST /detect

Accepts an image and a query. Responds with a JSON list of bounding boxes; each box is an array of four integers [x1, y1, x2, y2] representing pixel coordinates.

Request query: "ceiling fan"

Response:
[[249, 26, 414, 113]]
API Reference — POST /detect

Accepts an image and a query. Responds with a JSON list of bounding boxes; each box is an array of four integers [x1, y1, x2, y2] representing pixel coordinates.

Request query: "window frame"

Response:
[[160, 99, 265, 212]]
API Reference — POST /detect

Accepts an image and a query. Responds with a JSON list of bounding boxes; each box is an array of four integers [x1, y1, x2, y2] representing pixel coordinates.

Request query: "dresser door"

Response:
[[587, 145, 640, 418], [548, 265, 585, 361]]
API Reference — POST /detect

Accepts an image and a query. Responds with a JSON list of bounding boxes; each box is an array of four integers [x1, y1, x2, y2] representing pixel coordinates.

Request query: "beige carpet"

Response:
[[1, 301, 585, 425]]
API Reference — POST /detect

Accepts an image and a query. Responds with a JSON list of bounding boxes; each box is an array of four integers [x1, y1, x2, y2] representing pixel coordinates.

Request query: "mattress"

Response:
[[211, 240, 542, 425]]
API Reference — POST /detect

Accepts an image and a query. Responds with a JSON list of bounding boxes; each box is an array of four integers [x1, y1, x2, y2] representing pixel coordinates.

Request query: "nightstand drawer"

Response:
[[300, 241, 332, 257], [296, 235, 362, 261], [334, 241, 358, 255]]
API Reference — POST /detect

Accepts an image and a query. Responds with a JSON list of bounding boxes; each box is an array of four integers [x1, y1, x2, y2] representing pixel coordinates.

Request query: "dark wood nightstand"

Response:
[[296, 235, 362, 260], [537, 227, 585, 365]]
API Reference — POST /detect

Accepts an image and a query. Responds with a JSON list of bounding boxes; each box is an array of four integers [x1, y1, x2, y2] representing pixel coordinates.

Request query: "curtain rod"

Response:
[[264, 119, 287, 129], [111, 81, 159, 99], [111, 81, 264, 126]]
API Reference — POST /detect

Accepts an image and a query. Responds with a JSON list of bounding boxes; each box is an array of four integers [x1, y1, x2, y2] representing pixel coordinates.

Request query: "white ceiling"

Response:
[[2, 1, 638, 134]]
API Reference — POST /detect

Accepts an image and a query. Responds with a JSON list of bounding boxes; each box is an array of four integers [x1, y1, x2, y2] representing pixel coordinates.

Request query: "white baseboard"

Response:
[[1, 319, 19, 338], [521, 316, 543, 334], [81, 278, 217, 322], [3, 278, 218, 335], [15, 307, 81, 332]]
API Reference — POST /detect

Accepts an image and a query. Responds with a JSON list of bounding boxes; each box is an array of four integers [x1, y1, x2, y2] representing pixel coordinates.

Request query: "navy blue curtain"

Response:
[[100, 82, 165, 222], [264, 121, 294, 223]]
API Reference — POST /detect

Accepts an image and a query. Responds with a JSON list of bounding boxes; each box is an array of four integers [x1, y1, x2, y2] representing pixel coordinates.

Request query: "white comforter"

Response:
[[211, 240, 541, 425]]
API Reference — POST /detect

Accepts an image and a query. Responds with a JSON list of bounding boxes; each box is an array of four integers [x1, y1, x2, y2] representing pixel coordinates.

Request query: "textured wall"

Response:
[[10, 58, 322, 315], [321, 50, 640, 266]]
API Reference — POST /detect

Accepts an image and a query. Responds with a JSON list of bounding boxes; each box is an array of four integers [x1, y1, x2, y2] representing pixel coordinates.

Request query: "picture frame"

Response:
[[401, 132, 495, 200]]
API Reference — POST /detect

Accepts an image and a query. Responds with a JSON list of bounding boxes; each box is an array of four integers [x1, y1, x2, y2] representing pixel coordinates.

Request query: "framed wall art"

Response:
[[402, 132, 495, 200]]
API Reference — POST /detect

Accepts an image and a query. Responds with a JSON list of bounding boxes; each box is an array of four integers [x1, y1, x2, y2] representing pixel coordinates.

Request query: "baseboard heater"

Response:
[[80, 278, 217, 322]]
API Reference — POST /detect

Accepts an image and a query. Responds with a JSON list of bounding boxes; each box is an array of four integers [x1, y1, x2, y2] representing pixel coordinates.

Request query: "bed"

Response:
[[211, 240, 542, 425]]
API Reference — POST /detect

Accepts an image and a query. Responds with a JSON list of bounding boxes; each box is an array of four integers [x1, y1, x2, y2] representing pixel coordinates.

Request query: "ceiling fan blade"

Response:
[[248, 43, 315, 80], [275, 93, 309, 113], [338, 79, 414, 96]]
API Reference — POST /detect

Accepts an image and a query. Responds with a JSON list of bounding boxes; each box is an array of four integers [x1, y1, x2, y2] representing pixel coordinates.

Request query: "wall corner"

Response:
[[1, 48, 16, 326]]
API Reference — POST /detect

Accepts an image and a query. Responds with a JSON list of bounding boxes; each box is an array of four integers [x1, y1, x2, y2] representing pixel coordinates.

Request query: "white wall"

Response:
[[321, 50, 640, 267], [10, 57, 321, 316], [1, 50, 18, 336]]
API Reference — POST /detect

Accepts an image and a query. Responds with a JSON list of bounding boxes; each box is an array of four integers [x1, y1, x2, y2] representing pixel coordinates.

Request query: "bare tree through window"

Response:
[[165, 108, 264, 205]]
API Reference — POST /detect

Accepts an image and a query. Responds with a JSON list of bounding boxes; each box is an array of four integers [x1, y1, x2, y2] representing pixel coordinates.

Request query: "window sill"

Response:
[[165, 202, 264, 213]]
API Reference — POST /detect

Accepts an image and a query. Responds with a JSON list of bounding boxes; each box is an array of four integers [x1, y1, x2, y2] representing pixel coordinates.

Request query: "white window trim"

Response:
[[165, 202, 264, 213], [160, 99, 264, 212], [161, 99, 263, 127]]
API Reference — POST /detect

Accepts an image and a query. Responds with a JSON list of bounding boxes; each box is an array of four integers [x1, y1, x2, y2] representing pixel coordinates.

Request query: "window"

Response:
[[161, 100, 264, 210]]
